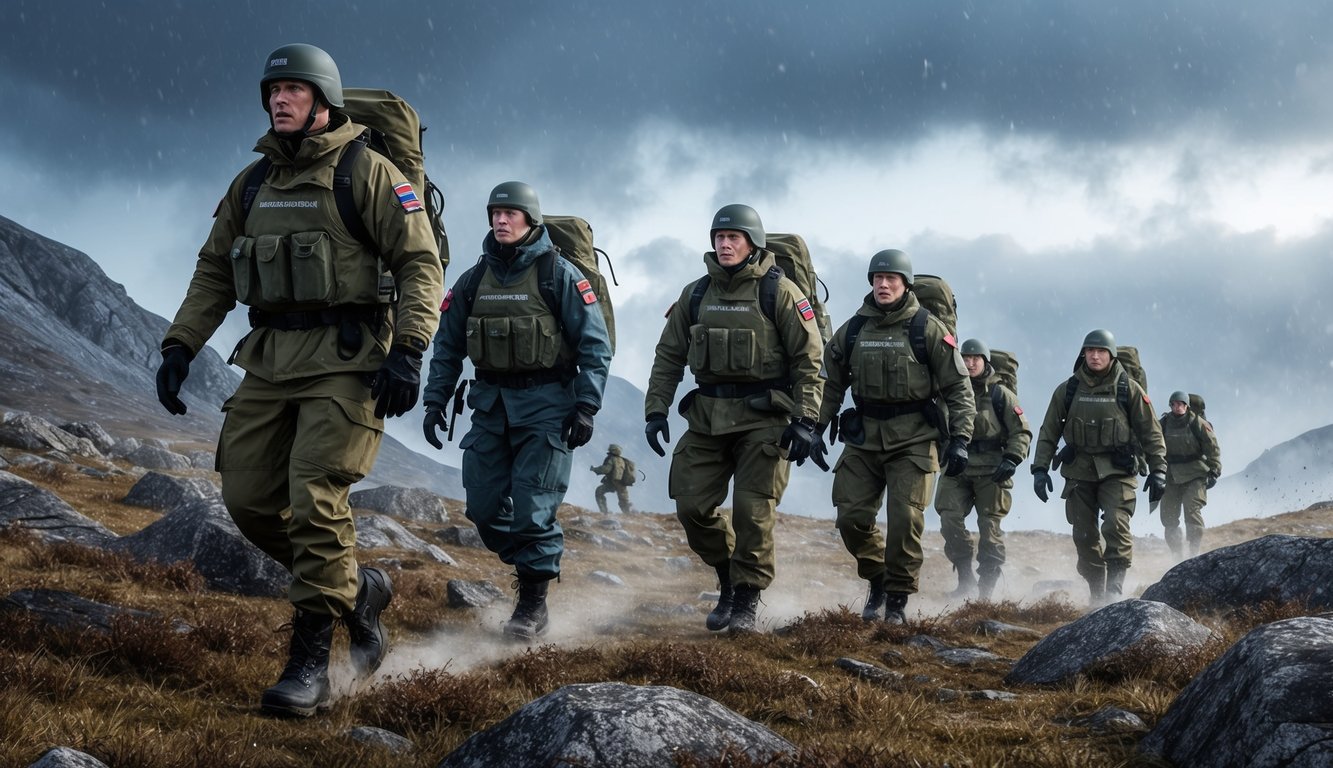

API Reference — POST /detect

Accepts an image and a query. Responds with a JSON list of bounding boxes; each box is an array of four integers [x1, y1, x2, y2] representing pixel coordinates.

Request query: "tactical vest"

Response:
[[847, 316, 934, 404], [1161, 413, 1204, 463], [1063, 373, 1133, 454], [232, 160, 387, 312], [686, 279, 786, 382], [465, 263, 570, 373], [968, 378, 1008, 453]]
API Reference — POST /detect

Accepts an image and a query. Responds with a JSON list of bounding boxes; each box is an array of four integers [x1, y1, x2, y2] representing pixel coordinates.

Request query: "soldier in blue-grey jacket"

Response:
[[421, 181, 611, 639]]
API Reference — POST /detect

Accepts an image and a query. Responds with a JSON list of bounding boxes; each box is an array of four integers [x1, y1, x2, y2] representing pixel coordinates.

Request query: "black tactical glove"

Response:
[[155, 344, 192, 416], [942, 438, 969, 477], [827, 415, 840, 445], [808, 423, 831, 472], [561, 404, 596, 449], [991, 455, 1020, 484], [1033, 467, 1053, 503], [1206, 472, 1219, 490], [1144, 472, 1167, 504], [645, 413, 670, 457], [423, 406, 448, 450], [781, 417, 817, 464], [371, 345, 422, 419]]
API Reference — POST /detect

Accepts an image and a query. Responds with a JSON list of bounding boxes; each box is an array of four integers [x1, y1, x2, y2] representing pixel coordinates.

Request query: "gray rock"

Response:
[[349, 485, 448, 524], [937, 647, 1009, 667], [437, 682, 795, 768], [110, 437, 141, 458], [1141, 534, 1333, 611], [1140, 616, 1333, 767], [447, 579, 506, 609], [185, 450, 215, 470], [590, 570, 625, 586], [834, 657, 904, 685], [58, 422, 116, 454], [594, 517, 624, 531], [905, 635, 950, 651], [975, 620, 1043, 639], [2, 588, 191, 634], [354, 514, 456, 564], [124, 443, 191, 471], [0, 470, 115, 545], [564, 527, 630, 551], [122, 470, 219, 510], [107, 497, 287, 597], [345, 725, 414, 754], [0, 412, 99, 458], [1069, 707, 1148, 734], [436, 525, 486, 549], [936, 688, 962, 702], [659, 556, 693, 572], [968, 689, 1018, 701], [27, 746, 111, 768], [1004, 599, 1216, 686]]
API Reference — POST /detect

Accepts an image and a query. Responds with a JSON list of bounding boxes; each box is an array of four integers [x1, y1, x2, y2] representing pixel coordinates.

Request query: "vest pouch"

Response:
[[481, 315, 514, 370], [253, 235, 293, 304], [229, 236, 259, 305], [1098, 418, 1129, 450], [1067, 418, 1088, 450], [856, 347, 889, 401], [512, 315, 561, 368], [289, 231, 336, 305], [706, 328, 731, 375], [464, 316, 484, 366], [727, 328, 757, 373], [898, 357, 931, 400], [687, 324, 710, 371], [746, 387, 794, 414]]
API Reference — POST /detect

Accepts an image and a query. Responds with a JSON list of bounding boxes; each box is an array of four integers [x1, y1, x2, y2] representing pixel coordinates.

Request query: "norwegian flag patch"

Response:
[[1143, 394, 1152, 405], [576, 279, 598, 305], [796, 298, 815, 321], [394, 182, 424, 213], [1013, 405, 1024, 416], [944, 333, 958, 348], [441, 289, 452, 312]]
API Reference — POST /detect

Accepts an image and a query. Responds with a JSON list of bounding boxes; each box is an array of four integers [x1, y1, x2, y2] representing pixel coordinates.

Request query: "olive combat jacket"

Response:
[[819, 292, 975, 450], [165, 114, 444, 380], [964, 367, 1032, 476], [592, 454, 630, 486], [645, 250, 823, 434], [1034, 361, 1167, 482], [1159, 411, 1221, 484]]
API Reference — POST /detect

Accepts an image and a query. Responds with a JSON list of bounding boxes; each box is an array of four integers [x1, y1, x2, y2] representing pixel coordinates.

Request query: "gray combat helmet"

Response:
[[1080, 329, 1117, 356], [710, 204, 766, 249], [260, 43, 344, 110], [487, 181, 542, 226], [960, 338, 991, 361], [1170, 390, 1189, 405], [867, 249, 914, 286], [608, 444, 622, 456]]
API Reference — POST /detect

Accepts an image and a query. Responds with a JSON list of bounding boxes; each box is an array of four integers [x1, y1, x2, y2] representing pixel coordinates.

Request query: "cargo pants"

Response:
[[832, 441, 937, 594]]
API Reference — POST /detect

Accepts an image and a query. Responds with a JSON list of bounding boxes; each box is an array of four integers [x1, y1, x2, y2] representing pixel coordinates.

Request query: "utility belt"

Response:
[[247, 304, 386, 332], [475, 368, 571, 389], [854, 397, 933, 420], [969, 438, 1006, 453], [694, 378, 791, 399], [1167, 452, 1202, 463]]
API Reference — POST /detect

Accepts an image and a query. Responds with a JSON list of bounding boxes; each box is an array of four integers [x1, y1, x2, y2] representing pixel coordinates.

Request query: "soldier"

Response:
[[154, 44, 443, 717], [644, 204, 824, 634], [422, 181, 611, 640], [817, 249, 976, 624], [1158, 391, 1222, 559], [1031, 330, 1167, 606], [933, 339, 1031, 600], [591, 444, 636, 515]]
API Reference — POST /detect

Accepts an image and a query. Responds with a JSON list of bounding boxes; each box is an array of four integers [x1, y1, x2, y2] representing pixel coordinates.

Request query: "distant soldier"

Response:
[[816, 249, 976, 624], [421, 181, 612, 640], [1159, 391, 1222, 559], [1032, 329, 1167, 606], [644, 204, 824, 634], [933, 339, 1031, 600], [591, 444, 636, 515]]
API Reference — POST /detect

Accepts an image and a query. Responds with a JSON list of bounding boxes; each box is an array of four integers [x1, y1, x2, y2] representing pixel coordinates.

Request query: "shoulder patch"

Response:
[[576, 278, 598, 305], [441, 288, 453, 312], [943, 333, 958, 349], [1142, 394, 1152, 404], [393, 182, 424, 213], [1013, 405, 1024, 416], [796, 297, 815, 322]]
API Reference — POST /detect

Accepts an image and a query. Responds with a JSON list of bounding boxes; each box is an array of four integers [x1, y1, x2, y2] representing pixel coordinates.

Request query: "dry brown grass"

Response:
[[0, 454, 1329, 767]]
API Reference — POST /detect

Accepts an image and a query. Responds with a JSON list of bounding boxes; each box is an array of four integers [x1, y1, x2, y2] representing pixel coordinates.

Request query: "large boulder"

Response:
[[107, 497, 287, 597], [349, 485, 448, 524], [1140, 615, 1333, 767], [1, 588, 190, 635], [122, 470, 219, 511], [58, 421, 116, 454], [0, 412, 100, 458], [354, 514, 456, 565], [1004, 599, 1216, 686], [0, 470, 116, 546], [122, 443, 191, 471], [437, 682, 796, 768], [1141, 534, 1333, 611]]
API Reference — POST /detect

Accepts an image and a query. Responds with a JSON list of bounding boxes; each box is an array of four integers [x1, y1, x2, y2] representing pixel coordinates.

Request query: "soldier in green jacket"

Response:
[[933, 339, 1031, 600], [591, 444, 636, 515], [1159, 391, 1222, 559], [154, 44, 444, 717], [817, 249, 976, 624], [644, 204, 824, 634], [1032, 330, 1167, 606]]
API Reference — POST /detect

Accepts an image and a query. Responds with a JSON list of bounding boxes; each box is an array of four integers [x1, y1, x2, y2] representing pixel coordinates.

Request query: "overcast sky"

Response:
[[2, 1, 1331, 531]]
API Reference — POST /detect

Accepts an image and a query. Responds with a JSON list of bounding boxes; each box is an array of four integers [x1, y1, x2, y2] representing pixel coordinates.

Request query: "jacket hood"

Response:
[[704, 248, 776, 287]]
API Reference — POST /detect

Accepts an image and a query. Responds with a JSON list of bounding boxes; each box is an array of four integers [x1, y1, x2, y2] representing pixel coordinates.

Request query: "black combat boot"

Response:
[[261, 609, 334, 718], [1165, 526, 1184, 561], [948, 562, 977, 599], [861, 575, 887, 622], [706, 564, 734, 631], [1086, 571, 1107, 609], [504, 576, 550, 639], [883, 592, 910, 625], [1105, 565, 1127, 601], [977, 569, 1000, 601], [345, 566, 393, 677], [728, 584, 762, 635]]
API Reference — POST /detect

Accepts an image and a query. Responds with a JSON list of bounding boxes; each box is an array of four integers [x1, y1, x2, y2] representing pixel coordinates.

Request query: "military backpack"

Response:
[[989, 349, 1019, 396], [1188, 392, 1207, 421], [241, 88, 449, 272], [765, 232, 832, 342], [620, 457, 637, 486], [911, 274, 958, 337]]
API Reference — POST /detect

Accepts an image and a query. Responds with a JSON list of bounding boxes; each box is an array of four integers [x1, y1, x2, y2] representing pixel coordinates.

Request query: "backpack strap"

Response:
[[688, 275, 711, 325], [990, 383, 1008, 439], [240, 158, 273, 219], [758, 266, 781, 325], [908, 307, 929, 365], [1062, 376, 1078, 420], [1116, 371, 1130, 415], [458, 256, 487, 315], [537, 248, 561, 316], [332, 134, 373, 252]]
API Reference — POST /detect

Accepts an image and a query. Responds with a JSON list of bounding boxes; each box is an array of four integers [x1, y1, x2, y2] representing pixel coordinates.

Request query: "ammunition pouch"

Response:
[[1111, 445, 1137, 472], [838, 407, 866, 446]]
